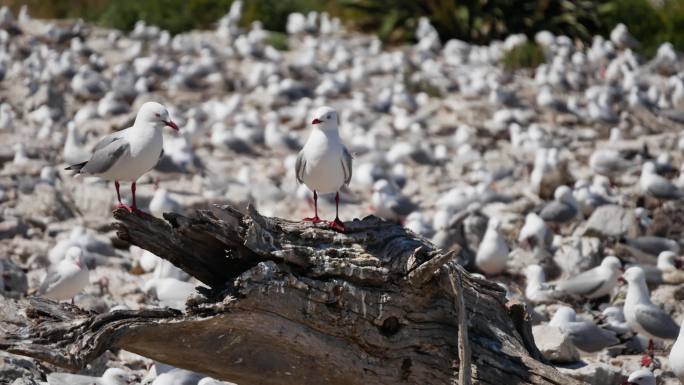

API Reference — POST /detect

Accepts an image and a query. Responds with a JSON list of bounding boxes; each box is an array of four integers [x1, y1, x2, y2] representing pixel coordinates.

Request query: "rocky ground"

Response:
[[1, 2, 684, 385]]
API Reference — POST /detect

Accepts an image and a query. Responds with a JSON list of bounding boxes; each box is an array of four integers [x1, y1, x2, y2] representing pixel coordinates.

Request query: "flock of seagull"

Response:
[[1, 2, 684, 384]]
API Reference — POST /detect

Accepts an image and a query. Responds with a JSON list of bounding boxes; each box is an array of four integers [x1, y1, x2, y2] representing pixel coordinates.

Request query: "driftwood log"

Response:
[[0, 205, 582, 385]]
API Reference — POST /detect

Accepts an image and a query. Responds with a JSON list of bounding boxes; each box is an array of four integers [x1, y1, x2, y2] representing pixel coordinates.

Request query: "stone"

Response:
[[554, 236, 601, 276], [0, 217, 27, 239], [557, 362, 625, 385], [532, 324, 580, 363], [582, 205, 638, 239]]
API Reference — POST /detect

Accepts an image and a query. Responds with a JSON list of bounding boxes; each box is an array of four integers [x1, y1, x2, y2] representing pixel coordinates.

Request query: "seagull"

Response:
[[295, 106, 352, 232], [66, 102, 179, 213], [62, 121, 90, 165], [589, 149, 635, 180], [642, 250, 684, 284], [47, 367, 131, 385], [640, 162, 683, 201], [150, 367, 203, 385], [555, 255, 622, 300], [524, 264, 553, 304], [149, 182, 182, 218], [670, 320, 684, 385], [143, 277, 199, 310], [621, 369, 655, 385], [600, 306, 632, 335], [539, 185, 579, 225], [198, 378, 237, 385], [549, 306, 619, 352], [370, 179, 418, 222], [38, 246, 89, 303], [623, 266, 679, 366], [475, 217, 509, 275], [517, 212, 552, 250]]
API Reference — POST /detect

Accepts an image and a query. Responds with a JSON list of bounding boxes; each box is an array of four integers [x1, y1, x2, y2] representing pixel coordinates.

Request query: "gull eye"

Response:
[[326, 115, 330, 120]]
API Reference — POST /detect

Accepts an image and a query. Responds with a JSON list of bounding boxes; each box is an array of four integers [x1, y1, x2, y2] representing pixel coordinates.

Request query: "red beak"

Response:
[[618, 276, 626, 284], [675, 257, 684, 269], [164, 120, 179, 131], [311, 118, 322, 125], [621, 382, 636, 385]]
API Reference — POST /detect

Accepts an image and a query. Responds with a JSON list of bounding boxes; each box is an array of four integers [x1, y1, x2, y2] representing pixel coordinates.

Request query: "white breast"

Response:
[[301, 130, 346, 194], [100, 126, 163, 182], [44, 266, 89, 301]]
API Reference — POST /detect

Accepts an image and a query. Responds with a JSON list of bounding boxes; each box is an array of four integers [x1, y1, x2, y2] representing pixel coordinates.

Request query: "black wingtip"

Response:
[[65, 161, 87, 171]]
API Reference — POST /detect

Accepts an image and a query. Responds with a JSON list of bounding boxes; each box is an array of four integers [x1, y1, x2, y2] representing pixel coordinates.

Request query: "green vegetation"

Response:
[[4, 0, 684, 57], [502, 42, 545, 70]]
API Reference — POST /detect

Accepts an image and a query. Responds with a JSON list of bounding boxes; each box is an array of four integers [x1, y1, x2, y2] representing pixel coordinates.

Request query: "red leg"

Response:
[[330, 191, 345, 232], [130, 182, 145, 215], [114, 180, 129, 210], [303, 190, 323, 223], [640, 339, 654, 367]]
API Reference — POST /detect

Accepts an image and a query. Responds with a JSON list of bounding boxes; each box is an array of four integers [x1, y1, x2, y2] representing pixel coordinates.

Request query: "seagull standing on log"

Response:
[[295, 106, 352, 232], [66, 102, 179, 213]]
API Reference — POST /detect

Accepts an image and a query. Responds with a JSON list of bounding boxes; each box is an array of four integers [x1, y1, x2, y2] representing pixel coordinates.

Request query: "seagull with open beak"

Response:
[[295, 106, 353, 232]]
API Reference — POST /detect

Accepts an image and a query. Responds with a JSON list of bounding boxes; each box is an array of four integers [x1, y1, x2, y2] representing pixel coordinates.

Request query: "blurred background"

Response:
[[2, 0, 683, 59]]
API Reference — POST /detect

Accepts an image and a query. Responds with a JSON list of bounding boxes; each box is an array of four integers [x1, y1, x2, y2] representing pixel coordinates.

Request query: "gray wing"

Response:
[[81, 132, 129, 174], [626, 236, 678, 256], [389, 195, 418, 216], [556, 268, 605, 297], [341, 147, 353, 186], [566, 322, 618, 352], [37, 270, 62, 294], [646, 177, 681, 200], [539, 202, 577, 223], [295, 151, 306, 184], [634, 304, 680, 339]]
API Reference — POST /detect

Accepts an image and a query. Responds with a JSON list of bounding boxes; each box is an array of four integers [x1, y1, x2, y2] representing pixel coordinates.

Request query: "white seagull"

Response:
[[621, 369, 655, 385], [555, 255, 622, 299], [66, 102, 179, 213], [475, 217, 509, 276], [371, 179, 418, 222], [38, 246, 89, 303], [295, 106, 352, 232], [670, 320, 684, 385], [640, 162, 683, 201], [47, 367, 131, 385], [549, 306, 619, 352], [623, 266, 679, 366]]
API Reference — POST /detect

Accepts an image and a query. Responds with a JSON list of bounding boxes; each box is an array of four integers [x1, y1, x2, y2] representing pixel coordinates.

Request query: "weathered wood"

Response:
[[0, 205, 581, 385]]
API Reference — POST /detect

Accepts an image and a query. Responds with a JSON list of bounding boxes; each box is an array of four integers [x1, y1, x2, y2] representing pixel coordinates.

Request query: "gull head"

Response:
[[623, 266, 646, 285], [641, 161, 656, 175], [65, 246, 84, 269], [310, 106, 338, 131], [550, 306, 576, 325], [136, 102, 179, 131], [622, 369, 655, 385], [102, 367, 132, 385], [601, 255, 622, 272], [657, 250, 680, 270], [372, 179, 394, 194], [554, 185, 574, 204], [602, 306, 624, 322]]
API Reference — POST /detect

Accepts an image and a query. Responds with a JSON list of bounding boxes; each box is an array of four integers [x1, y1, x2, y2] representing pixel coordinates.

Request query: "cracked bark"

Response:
[[0, 205, 581, 385]]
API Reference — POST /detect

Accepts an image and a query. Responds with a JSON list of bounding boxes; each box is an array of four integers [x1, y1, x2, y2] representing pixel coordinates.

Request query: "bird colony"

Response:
[[1, 2, 684, 384]]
